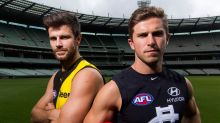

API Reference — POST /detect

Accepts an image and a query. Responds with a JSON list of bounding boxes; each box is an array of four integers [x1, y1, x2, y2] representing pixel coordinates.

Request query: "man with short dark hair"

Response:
[[84, 6, 201, 123], [31, 12, 104, 123]]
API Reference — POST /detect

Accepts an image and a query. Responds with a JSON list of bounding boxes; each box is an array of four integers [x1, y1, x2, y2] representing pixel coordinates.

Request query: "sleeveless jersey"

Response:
[[53, 58, 98, 109], [113, 67, 189, 123]]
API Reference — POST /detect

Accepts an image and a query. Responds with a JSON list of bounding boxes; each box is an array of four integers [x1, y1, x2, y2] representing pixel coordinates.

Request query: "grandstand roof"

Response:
[[1, 0, 220, 34]]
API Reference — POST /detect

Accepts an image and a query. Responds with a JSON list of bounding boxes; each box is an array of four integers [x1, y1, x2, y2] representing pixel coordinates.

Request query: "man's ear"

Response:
[[128, 38, 135, 50], [75, 34, 82, 46], [166, 33, 171, 46], [166, 40, 169, 46]]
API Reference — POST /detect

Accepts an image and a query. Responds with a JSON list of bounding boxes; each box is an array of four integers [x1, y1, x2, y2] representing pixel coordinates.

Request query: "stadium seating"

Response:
[[2, 21, 219, 55], [203, 68, 220, 75], [0, 68, 57, 77], [113, 36, 133, 53], [97, 35, 120, 52], [35, 69, 57, 76], [185, 69, 206, 75], [80, 37, 91, 51], [1, 10, 220, 77], [172, 69, 189, 76], [83, 34, 106, 52], [168, 32, 220, 53], [0, 23, 50, 48], [25, 28, 50, 49]]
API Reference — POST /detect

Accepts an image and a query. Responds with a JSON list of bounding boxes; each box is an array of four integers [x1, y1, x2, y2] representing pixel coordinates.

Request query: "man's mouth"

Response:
[[145, 49, 159, 53], [56, 49, 67, 55]]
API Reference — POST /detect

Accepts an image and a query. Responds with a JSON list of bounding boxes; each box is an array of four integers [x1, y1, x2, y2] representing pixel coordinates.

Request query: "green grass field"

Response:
[[0, 76, 219, 123], [188, 76, 220, 123]]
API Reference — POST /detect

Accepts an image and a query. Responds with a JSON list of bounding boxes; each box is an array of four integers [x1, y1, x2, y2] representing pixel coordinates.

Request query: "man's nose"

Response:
[[147, 34, 156, 46], [56, 38, 63, 47]]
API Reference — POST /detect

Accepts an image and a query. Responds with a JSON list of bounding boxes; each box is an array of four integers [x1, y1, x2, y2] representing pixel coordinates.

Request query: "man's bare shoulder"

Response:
[[184, 77, 193, 98], [76, 67, 103, 82], [103, 80, 119, 92], [95, 80, 122, 111], [67, 67, 104, 102]]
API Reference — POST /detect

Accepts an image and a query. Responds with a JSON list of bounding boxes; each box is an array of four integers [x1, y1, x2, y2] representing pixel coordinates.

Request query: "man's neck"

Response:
[[131, 60, 162, 75], [61, 53, 81, 72]]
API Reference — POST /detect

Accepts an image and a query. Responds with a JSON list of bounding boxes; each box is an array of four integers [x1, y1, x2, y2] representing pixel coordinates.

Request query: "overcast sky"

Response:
[[29, 0, 220, 19]]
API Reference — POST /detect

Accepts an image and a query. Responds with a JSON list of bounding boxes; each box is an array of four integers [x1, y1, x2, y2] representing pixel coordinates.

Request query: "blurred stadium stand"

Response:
[[0, 0, 220, 77]]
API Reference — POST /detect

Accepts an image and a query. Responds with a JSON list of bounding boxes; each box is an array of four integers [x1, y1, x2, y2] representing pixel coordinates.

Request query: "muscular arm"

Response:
[[182, 78, 201, 123], [57, 68, 104, 123], [31, 73, 56, 123], [84, 80, 121, 123]]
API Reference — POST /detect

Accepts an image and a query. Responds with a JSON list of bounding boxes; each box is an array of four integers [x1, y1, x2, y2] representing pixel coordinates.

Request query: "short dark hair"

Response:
[[43, 12, 81, 39], [128, 6, 168, 38]]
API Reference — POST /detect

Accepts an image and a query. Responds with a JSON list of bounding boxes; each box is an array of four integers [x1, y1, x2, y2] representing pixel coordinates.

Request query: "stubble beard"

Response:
[[54, 47, 76, 63], [137, 52, 163, 68]]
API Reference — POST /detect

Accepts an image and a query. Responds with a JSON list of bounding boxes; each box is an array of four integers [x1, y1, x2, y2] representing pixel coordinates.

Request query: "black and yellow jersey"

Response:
[[53, 57, 98, 109]]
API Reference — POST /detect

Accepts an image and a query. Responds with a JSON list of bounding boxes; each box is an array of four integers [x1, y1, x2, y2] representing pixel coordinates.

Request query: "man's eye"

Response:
[[61, 36, 70, 40], [138, 33, 148, 37], [50, 37, 57, 41], [152, 31, 164, 37]]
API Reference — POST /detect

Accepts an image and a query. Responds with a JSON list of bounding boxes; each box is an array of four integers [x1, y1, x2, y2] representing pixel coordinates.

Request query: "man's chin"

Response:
[[145, 57, 160, 65], [55, 56, 68, 61]]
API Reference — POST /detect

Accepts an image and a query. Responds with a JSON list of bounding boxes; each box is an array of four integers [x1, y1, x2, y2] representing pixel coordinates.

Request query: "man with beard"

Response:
[[31, 12, 104, 123], [84, 6, 201, 123]]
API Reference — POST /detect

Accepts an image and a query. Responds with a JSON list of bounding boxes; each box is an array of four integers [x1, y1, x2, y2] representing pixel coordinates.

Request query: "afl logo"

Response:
[[132, 93, 154, 106], [167, 87, 180, 96]]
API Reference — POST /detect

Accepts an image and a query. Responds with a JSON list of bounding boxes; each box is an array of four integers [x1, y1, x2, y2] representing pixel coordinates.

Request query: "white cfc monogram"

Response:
[[148, 105, 179, 123]]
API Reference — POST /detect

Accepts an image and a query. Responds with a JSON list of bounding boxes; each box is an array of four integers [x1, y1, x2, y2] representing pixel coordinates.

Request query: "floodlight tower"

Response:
[[137, 0, 151, 8]]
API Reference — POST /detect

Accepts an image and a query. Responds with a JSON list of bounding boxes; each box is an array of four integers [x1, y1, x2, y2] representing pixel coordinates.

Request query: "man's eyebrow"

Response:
[[49, 36, 57, 39], [137, 32, 148, 36]]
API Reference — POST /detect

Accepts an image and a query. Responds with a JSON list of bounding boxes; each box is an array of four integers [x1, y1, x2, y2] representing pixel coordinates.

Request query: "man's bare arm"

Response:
[[57, 68, 104, 123], [31, 73, 56, 123], [84, 80, 121, 123], [182, 78, 201, 123]]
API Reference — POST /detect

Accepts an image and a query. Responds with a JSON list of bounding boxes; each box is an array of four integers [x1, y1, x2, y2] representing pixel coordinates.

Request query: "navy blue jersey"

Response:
[[113, 67, 189, 123]]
